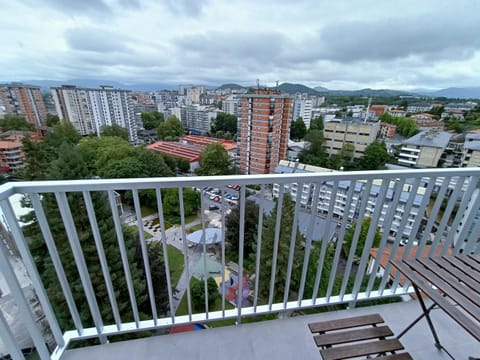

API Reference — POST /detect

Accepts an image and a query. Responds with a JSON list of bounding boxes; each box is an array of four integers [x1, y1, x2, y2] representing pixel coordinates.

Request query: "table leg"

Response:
[[414, 286, 455, 360]]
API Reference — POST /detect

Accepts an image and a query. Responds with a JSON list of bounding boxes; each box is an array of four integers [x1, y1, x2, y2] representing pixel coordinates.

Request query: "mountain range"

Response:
[[6, 79, 480, 99]]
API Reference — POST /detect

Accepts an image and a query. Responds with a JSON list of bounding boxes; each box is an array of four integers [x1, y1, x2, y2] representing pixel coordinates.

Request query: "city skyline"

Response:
[[1, 1, 480, 90]]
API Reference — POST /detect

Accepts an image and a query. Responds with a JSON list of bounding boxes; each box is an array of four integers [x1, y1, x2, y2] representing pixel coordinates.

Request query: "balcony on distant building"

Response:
[[0, 168, 479, 359]]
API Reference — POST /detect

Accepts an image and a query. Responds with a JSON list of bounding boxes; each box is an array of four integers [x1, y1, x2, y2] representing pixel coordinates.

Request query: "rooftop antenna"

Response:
[[256, 79, 260, 90]]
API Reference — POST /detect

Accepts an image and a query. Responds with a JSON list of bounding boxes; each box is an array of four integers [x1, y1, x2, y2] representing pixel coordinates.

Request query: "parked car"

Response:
[[209, 193, 217, 200], [208, 204, 220, 210], [224, 193, 233, 199], [213, 196, 221, 202], [230, 194, 239, 200], [232, 185, 240, 191]]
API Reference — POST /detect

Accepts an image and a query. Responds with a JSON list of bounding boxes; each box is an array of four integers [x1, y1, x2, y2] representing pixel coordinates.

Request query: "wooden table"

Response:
[[390, 254, 480, 359]]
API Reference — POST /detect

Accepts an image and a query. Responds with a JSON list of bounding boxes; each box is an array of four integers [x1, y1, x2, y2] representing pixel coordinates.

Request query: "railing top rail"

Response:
[[0, 167, 479, 199]]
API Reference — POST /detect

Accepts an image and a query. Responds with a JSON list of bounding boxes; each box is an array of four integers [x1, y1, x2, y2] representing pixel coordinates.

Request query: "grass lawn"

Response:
[[167, 245, 184, 287], [144, 231, 153, 240], [186, 222, 208, 234]]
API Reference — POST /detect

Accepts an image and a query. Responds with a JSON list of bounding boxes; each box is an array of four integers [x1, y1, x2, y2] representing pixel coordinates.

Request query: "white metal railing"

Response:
[[0, 168, 479, 359]]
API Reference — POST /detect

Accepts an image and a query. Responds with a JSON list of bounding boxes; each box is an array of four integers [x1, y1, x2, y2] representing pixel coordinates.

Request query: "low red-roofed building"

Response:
[[181, 135, 237, 152], [370, 105, 388, 117]]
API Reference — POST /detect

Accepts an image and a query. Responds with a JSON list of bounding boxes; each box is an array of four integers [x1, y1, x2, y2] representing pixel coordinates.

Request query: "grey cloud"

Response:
[[33, 0, 112, 16], [317, 18, 480, 62], [65, 28, 129, 53], [165, 0, 209, 17]]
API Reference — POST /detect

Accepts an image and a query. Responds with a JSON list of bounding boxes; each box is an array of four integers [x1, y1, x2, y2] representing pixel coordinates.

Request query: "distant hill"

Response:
[[275, 82, 320, 95], [429, 87, 480, 99], [314, 86, 329, 92], [217, 83, 245, 90]]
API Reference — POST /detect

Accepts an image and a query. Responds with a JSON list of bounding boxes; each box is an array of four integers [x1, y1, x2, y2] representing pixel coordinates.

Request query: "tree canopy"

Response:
[[309, 116, 323, 131], [157, 115, 184, 141], [100, 124, 129, 141], [379, 113, 418, 138], [343, 217, 382, 260], [298, 130, 329, 167], [358, 140, 392, 170], [141, 112, 164, 130], [0, 114, 34, 131], [211, 112, 237, 139], [196, 142, 232, 176], [290, 117, 307, 140]]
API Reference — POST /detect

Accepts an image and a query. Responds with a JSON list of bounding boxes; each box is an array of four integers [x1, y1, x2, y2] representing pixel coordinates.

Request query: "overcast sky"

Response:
[[2, 0, 480, 90]]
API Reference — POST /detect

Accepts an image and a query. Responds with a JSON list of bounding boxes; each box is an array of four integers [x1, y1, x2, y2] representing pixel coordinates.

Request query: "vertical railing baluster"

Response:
[[0, 240, 50, 359], [107, 190, 140, 327], [237, 185, 247, 324], [283, 182, 303, 309], [297, 182, 322, 305], [30, 193, 83, 335], [0, 309, 25, 360], [253, 184, 265, 312], [351, 178, 389, 301], [312, 180, 338, 304], [155, 188, 175, 322], [428, 177, 464, 257], [0, 198, 64, 346], [82, 191, 122, 330], [178, 187, 192, 320], [132, 189, 158, 325], [326, 180, 355, 301], [340, 179, 372, 301], [440, 176, 478, 255], [453, 187, 480, 255], [414, 176, 451, 259], [268, 185, 284, 310], [220, 188, 227, 317], [368, 178, 408, 296], [200, 190, 209, 318]]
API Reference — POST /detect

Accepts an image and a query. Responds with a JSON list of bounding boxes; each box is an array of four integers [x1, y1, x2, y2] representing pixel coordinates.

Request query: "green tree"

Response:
[[0, 114, 34, 131], [26, 143, 148, 330], [379, 113, 418, 138], [176, 158, 191, 173], [161, 188, 200, 223], [157, 115, 184, 140], [196, 142, 232, 176], [211, 113, 237, 135], [343, 217, 382, 260], [298, 130, 328, 167], [225, 200, 259, 263], [254, 197, 319, 302], [328, 143, 356, 170], [190, 277, 219, 311], [358, 141, 391, 170], [290, 117, 307, 140], [46, 114, 60, 127], [310, 116, 323, 131], [141, 112, 164, 130], [100, 124, 129, 141]]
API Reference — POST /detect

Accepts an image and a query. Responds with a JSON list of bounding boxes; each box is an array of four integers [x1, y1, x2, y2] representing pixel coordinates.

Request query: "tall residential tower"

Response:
[[238, 90, 292, 174], [52, 85, 137, 143], [0, 84, 47, 128]]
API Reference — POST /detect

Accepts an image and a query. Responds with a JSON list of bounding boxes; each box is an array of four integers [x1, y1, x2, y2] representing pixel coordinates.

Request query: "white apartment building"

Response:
[[273, 160, 426, 238], [52, 85, 137, 143], [184, 105, 219, 134], [222, 95, 240, 116], [292, 94, 313, 128]]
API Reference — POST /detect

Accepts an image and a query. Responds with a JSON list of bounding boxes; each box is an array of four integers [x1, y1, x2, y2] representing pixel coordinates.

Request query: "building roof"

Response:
[[0, 140, 22, 150], [369, 245, 452, 286], [181, 135, 237, 151], [464, 141, 480, 151], [146, 141, 202, 162], [275, 160, 334, 174], [404, 130, 451, 148]]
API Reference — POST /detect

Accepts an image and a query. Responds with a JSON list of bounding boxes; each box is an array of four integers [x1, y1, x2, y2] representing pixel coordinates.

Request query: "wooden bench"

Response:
[[308, 314, 413, 360]]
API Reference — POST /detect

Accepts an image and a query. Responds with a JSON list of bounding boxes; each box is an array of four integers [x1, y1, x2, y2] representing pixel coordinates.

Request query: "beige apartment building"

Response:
[[238, 90, 292, 174], [462, 132, 480, 167], [323, 119, 380, 158], [398, 129, 451, 168]]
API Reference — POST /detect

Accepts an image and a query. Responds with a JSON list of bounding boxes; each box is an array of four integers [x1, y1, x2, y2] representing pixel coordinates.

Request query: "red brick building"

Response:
[[0, 84, 47, 128], [238, 90, 292, 174]]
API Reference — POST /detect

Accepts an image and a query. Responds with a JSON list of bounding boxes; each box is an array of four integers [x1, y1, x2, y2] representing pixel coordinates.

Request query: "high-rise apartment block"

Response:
[[238, 90, 292, 174], [292, 94, 313, 128], [0, 84, 47, 128], [52, 85, 137, 143]]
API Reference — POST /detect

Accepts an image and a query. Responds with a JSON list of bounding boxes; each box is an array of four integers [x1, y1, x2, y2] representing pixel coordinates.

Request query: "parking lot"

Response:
[[201, 185, 239, 211]]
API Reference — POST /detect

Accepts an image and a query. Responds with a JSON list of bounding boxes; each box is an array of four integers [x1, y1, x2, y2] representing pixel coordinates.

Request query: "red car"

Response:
[[213, 196, 221, 202]]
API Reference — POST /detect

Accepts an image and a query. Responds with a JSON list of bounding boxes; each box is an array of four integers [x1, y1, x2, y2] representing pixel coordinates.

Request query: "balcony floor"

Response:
[[63, 300, 479, 360]]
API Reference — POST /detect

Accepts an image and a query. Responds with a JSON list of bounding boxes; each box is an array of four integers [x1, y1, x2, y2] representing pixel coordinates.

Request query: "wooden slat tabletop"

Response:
[[391, 254, 480, 342]]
